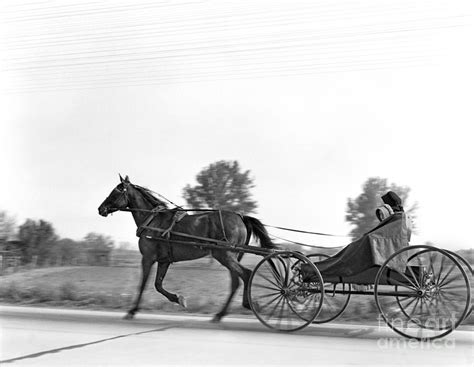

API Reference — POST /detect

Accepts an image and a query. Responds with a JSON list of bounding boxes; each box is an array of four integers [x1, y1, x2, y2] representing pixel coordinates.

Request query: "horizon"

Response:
[[1, 0, 473, 252]]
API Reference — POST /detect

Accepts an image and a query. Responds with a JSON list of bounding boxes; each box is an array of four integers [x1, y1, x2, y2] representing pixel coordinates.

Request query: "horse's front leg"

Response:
[[154, 262, 187, 308], [125, 256, 155, 319]]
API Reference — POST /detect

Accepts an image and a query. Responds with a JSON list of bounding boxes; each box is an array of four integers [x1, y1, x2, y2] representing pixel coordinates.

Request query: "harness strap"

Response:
[[140, 226, 231, 246], [218, 210, 229, 243], [161, 210, 187, 239], [136, 205, 166, 237]]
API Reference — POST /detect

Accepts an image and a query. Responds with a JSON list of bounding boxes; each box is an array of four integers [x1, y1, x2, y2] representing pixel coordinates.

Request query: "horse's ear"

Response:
[[124, 175, 130, 183], [119, 174, 124, 183]]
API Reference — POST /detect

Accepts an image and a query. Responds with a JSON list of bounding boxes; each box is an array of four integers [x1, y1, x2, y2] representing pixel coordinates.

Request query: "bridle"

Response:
[[107, 185, 167, 214]]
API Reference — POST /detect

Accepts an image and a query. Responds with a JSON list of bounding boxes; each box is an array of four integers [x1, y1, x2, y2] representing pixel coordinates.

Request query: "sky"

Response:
[[0, 0, 473, 251]]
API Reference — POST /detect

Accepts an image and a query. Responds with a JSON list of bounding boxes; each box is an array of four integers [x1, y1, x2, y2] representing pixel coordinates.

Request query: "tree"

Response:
[[182, 160, 258, 214], [17, 219, 58, 265], [83, 232, 114, 266], [83, 232, 114, 251], [0, 210, 16, 241], [117, 241, 135, 251], [50, 238, 82, 266], [345, 177, 418, 240]]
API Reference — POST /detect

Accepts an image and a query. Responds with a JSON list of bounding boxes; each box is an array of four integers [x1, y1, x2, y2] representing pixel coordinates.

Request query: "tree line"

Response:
[[183, 161, 416, 241], [1, 160, 417, 267], [0, 213, 114, 267]]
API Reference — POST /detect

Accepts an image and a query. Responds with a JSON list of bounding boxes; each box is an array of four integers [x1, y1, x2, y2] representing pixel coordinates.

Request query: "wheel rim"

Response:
[[306, 253, 351, 324], [249, 251, 324, 332], [375, 245, 471, 340], [445, 250, 473, 320]]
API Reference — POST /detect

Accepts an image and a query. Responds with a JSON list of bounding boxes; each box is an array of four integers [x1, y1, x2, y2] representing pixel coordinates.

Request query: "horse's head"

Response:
[[98, 174, 132, 217]]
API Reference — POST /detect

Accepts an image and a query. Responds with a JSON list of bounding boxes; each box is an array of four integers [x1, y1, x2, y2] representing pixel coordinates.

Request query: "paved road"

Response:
[[0, 305, 472, 366]]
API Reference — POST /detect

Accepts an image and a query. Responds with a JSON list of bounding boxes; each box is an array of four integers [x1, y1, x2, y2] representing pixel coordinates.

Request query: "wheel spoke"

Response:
[[436, 293, 463, 321], [419, 295, 425, 316], [388, 265, 419, 289], [428, 251, 436, 279], [268, 259, 284, 287], [264, 294, 284, 322], [283, 257, 291, 286], [405, 297, 421, 319], [440, 288, 465, 296], [407, 266, 421, 288], [258, 293, 283, 316], [440, 282, 466, 290], [286, 300, 294, 330], [439, 273, 464, 288], [252, 289, 281, 300], [436, 254, 447, 284], [424, 298, 436, 318], [438, 291, 463, 311], [256, 270, 282, 289], [286, 297, 310, 321], [438, 262, 457, 287], [276, 296, 288, 329], [252, 282, 281, 292], [399, 295, 419, 311], [397, 295, 411, 301]]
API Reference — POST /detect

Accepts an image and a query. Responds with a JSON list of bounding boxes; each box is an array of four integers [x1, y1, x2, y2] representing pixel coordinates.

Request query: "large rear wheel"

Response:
[[374, 245, 471, 340], [444, 249, 473, 320], [248, 251, 324, 332]]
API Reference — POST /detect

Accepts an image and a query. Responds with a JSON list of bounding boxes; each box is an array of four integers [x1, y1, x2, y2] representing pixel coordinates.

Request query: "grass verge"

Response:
[[0, 265, 472, 326]]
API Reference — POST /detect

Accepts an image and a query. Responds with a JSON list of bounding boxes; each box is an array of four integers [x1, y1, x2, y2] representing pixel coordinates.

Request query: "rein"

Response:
[[264, 224, 349, 237], [110, 207, 221, 213], [111, 207, 349, 238], [110, 207, 156, 213]]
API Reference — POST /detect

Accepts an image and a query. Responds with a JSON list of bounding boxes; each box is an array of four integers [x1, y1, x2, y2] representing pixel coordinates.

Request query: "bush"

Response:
[[0, 282, 22, 302], [59, 282, 79, 301]]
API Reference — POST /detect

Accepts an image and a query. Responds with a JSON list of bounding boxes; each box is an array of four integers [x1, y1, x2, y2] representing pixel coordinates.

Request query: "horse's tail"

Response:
[[238, 216, 276, 261]]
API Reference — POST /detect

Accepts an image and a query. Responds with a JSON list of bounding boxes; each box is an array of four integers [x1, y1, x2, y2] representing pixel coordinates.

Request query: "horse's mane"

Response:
[[132, 184, 168, 209]]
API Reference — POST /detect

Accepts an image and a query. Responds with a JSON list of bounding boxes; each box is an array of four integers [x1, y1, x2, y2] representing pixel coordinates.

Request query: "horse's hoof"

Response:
[[211, 314, 223, 323], [242, 303, 251, 310], [123, 309, 137, 320], [178, 295, 187, 308]]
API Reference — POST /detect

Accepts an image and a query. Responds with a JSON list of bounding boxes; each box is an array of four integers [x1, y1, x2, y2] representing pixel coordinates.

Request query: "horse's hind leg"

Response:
[[125, 256, 155, 319], [212, 252, 249, 322], [154, 262, 186, 308], [239, 265, 252, 310]]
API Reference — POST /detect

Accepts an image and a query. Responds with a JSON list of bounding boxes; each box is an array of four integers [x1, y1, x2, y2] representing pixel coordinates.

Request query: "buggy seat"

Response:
[[302, 212, 412, 284]]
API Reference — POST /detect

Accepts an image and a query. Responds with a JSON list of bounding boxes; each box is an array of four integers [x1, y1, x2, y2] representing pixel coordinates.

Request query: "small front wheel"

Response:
[[306, 253, 351, 324], [248, 251, 324, 332]]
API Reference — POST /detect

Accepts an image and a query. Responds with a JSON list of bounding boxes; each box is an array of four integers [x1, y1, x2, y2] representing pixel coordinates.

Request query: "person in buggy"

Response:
[[311, 191, 412, 279], [374, 190, 412, 240], [376, 190, 405, 220]]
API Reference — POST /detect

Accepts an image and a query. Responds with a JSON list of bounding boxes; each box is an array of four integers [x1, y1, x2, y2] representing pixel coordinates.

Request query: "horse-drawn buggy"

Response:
[[98, 176, 472, 341]]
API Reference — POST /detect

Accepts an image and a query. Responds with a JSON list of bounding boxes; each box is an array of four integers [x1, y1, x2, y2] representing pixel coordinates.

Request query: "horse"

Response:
[[98, 175, 276, 322]]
